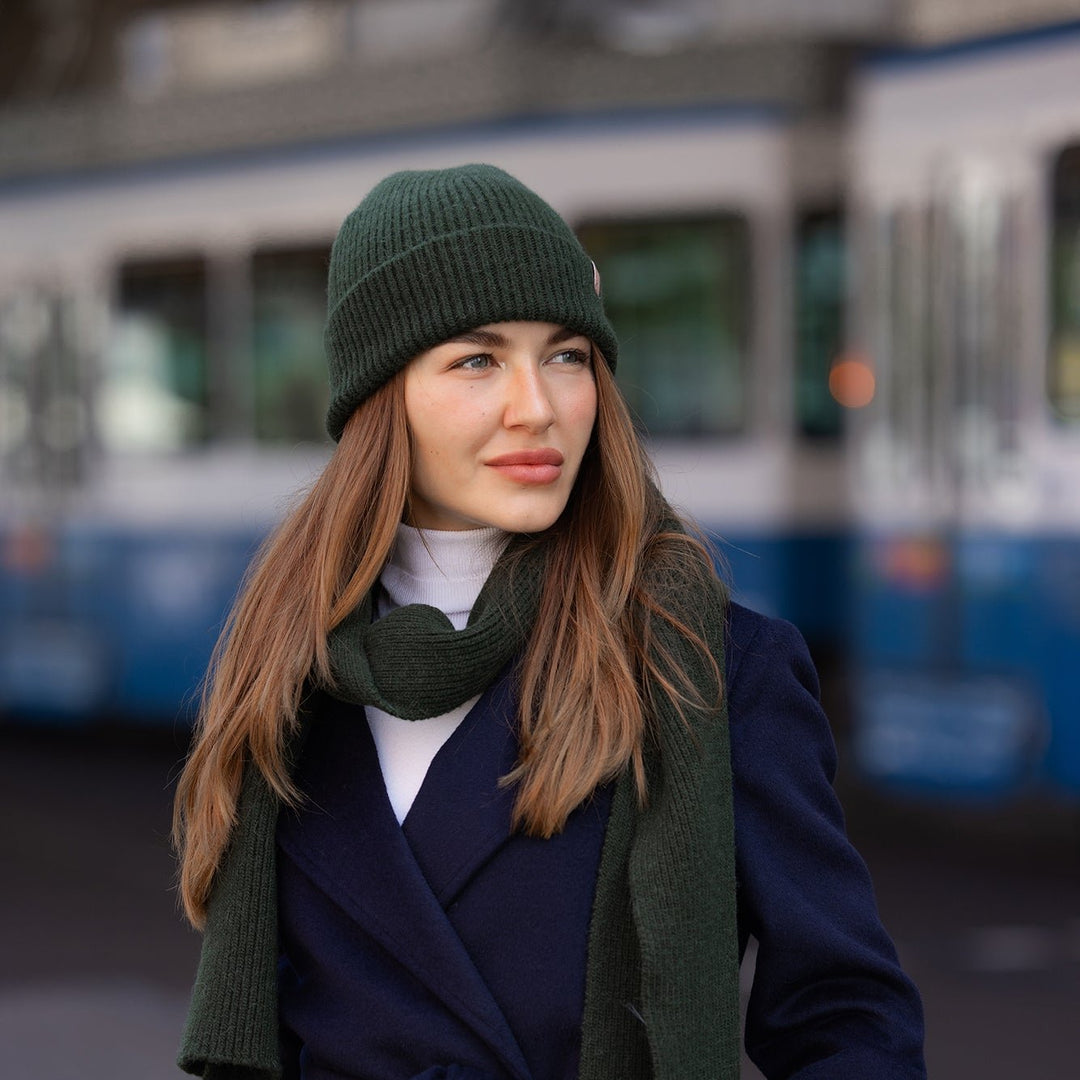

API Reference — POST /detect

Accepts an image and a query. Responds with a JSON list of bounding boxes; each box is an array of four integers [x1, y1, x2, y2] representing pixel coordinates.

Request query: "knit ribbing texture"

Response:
[[325, 539, 542, 720], [324, 164, 619, 440], [578, 570, 741, 1080], [178, 768, 281, 1076]]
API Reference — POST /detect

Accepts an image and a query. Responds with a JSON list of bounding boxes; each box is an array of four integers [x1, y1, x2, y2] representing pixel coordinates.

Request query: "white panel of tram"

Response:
[[0, 118, 787, 267]]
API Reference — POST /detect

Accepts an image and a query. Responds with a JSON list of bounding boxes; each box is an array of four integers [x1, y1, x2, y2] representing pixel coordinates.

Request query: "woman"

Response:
[[174, 164, 926, 1080]]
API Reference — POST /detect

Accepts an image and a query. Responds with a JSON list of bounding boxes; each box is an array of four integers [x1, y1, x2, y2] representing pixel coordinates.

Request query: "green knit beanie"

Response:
[[324, 163, 619, 441]]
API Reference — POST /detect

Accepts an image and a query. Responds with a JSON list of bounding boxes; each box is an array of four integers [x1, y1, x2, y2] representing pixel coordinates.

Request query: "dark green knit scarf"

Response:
[[326, 539, 542, 719], [179, 535, 741, 1080]]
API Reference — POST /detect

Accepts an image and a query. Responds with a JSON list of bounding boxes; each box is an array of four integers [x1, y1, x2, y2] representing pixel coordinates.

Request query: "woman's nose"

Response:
[[503, 365, 556, 432]]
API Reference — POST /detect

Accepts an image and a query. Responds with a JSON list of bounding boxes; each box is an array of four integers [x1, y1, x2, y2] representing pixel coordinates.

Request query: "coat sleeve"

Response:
[[726, 604, 926, 1079]]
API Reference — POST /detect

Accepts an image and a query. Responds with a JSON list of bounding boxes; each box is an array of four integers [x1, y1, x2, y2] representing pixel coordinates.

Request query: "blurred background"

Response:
[[2, 1, 1080, 1076]]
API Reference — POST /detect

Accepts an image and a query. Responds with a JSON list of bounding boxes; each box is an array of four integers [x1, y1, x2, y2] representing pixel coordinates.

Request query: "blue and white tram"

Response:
[[0, 111, 850, 725], [847, 25, 1080, 799]]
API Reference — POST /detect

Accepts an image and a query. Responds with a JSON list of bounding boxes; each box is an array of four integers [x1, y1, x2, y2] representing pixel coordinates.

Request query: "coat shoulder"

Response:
[[724, 601, 818, 699]]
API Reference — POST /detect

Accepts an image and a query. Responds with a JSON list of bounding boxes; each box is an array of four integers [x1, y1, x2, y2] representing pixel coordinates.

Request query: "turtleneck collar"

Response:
[[378, 523, 509, 629]]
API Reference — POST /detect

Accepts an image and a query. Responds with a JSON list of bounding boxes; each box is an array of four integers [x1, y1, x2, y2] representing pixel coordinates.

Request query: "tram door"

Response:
[[850, 161, 1046, 798]]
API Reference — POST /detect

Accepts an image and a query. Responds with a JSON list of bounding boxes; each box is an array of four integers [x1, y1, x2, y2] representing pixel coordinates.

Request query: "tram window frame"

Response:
[[794, 206, 845, 441], [575, 214, 751, 438], [1050, 142, 1080, 425], [105, 255, 211, 452], [251, 243, 333, 444]]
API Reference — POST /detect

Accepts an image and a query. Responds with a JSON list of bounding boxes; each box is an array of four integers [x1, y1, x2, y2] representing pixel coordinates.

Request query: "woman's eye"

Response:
[[550, 348, 590, 367], [455, 354, 493, 371]]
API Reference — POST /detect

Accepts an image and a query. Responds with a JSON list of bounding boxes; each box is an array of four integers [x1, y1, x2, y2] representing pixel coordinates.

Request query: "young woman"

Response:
[[174, 164, 926, 1080]]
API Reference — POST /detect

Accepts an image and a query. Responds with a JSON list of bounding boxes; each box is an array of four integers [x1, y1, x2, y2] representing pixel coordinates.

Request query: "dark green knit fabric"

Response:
[[178, 767, 282, 1076], [179, 558, 739, 1079], [326, 540, 543, 719], [577, 570, 741, 1080], [324, 164, 619, 440]]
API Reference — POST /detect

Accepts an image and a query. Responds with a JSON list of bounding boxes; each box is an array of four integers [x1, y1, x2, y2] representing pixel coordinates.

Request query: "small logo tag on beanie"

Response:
[[591, 260, 602, 297]]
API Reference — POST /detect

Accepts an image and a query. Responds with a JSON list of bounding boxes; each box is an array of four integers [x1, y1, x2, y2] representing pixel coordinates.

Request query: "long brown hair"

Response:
[[174, 351, 722, 928]]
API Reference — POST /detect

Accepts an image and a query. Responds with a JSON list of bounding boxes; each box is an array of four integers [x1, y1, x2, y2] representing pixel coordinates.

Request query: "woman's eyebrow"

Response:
[[445, 329, 509, 348]]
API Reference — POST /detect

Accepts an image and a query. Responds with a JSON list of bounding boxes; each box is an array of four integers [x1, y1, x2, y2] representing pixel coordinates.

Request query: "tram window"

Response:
[[576, 216, 750, 436], [252, 245, 332, 443], [794, 208, 844, 439], [1050, 144, 1080, 423], [104, 257, 209, 451]]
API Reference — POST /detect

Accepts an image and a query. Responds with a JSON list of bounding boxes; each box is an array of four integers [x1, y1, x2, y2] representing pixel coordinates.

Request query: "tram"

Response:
[[846, 24, 1080, 798], [0, 110, 850, 725]]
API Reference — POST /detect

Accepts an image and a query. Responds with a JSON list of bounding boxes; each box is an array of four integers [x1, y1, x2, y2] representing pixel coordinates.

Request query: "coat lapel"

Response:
[[277, 692, 532, 1080], [402, 670, 519, 906]]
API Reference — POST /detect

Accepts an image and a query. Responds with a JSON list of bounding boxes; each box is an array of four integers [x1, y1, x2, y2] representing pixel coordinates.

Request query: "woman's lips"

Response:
[[486, 449, 564, 485]]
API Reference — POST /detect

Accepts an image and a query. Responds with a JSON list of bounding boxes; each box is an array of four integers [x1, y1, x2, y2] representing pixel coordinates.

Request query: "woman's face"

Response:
[[403, 321, 597, 532]]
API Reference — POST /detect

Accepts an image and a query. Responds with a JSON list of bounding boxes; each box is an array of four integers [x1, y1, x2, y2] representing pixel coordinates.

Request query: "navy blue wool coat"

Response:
[[273, 603, 925, 1079]]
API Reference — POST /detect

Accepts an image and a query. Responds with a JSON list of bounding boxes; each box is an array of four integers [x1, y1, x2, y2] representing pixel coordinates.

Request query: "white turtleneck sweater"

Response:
[[367, 523, 509, 824]]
